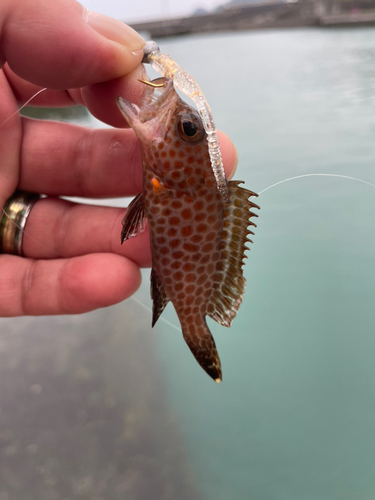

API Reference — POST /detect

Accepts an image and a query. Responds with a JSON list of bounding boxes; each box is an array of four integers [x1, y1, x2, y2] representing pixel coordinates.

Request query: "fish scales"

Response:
[[118, 77, 259, 382]]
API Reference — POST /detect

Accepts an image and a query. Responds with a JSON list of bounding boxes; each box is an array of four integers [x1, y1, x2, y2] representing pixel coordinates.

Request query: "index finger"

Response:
[[0, 0, 145, 89]]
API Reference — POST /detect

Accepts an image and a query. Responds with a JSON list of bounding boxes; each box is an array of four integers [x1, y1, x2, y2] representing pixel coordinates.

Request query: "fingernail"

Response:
[[85, 10, 145, 51]]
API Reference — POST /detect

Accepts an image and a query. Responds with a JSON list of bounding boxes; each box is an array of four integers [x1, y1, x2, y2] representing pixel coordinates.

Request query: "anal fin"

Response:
[[207, 180, 260, 328], [151, 268, 169, 327], [121, 192, 146, 244]]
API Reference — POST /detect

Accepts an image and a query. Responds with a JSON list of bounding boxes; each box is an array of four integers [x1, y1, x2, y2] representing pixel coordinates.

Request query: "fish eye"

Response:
[[177, 113, 205, 144]]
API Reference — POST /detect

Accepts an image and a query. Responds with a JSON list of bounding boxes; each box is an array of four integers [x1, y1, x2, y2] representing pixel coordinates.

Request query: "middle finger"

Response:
[[19, 117, 144, 197]]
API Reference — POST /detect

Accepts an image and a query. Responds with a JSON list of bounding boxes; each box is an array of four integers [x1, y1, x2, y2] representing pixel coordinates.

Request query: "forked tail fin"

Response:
[[182, 318, 222, 382]]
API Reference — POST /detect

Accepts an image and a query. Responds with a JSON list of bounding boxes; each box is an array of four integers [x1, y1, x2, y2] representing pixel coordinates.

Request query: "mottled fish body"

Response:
[[118, 77, 259, 382]]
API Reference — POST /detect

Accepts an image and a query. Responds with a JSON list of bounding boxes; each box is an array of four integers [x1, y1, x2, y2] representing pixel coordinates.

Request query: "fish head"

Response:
[[117, 77, 208, 179]]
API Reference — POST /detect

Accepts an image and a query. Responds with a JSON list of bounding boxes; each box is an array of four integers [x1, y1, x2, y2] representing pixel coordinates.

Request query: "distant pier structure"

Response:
[[129, 0, 375, 38]]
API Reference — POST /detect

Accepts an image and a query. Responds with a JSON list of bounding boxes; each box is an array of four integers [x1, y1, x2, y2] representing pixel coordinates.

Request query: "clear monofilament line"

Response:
[[0, 88, 47, 128], [257, 173, 375, 196], [131, 295, 181, 333]]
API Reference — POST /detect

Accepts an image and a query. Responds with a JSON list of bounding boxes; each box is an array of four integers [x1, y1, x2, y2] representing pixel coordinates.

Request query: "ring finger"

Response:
[[21, 196, 152, 267]]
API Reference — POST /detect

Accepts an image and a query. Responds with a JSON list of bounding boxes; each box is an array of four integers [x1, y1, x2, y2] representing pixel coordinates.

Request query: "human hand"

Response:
[[0, 0, 238, 317]]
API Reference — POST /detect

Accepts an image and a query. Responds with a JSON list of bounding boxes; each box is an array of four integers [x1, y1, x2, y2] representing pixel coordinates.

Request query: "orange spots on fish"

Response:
[[197, 223, 208, 232], [202, 242, 214, 252], [198, 274, 208, 285], [174, 140, 181, 148], [191, 234, 203, 243], [171, 171, 181, 180], [183, 243, 198, 252], [161, 151, 167, 158], [169, 149, 176, 158], [173, 271, 183, 280], [168, 227, 177, 237], [158, 142, 164, 150], [174, 160, 183, 168], [169, 217, 180, 226], [199, 254, 210, 264], [181, 208, 193, 220], [182, 263, 194, 272], [181, 226, 192, 237], [194, 213, 205, 222], [170, 239, 180, 248], [187, 156, 194, 165], [178, 150, 185, 158], [171, 199, 182, 208], [161, 257, 170, 266]]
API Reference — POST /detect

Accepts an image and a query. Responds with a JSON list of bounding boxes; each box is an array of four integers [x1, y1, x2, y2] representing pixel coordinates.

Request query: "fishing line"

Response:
[[256, 173, 375, 197], [0, 88, 47, 128], [131, 295, 181, 333]]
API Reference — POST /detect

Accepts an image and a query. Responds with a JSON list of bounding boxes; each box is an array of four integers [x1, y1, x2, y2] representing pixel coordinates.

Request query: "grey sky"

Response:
[[80, 0, 224, 22]]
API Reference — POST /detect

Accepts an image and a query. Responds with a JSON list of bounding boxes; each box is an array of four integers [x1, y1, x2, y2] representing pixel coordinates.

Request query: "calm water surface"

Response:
[[142, 28, 375, 500], [1, 28, 375, 499]]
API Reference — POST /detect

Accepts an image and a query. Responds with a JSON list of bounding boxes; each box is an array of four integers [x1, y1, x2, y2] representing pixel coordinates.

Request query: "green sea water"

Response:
[[1, 27, 375, 499], [136, 28, 375, 499]]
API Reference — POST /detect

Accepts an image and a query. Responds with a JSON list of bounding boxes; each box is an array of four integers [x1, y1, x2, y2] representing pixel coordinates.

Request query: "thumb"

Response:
[[0, 0, 145, 89]]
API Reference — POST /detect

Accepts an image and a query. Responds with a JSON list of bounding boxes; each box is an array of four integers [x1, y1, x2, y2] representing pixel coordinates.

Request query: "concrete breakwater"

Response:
[[129, 2, 375, 38]]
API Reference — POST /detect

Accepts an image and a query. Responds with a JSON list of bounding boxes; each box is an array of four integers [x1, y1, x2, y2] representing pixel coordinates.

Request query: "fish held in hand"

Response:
[[117, 77, 259, 382]]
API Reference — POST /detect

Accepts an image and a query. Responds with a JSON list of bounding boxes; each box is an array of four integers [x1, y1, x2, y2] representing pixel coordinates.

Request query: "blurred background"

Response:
[[1, 1, 375, 499]]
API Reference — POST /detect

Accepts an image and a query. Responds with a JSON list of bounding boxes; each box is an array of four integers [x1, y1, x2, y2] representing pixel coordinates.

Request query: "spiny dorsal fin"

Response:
[[207, 180, 260, 328], [151, 268, 170, 327], [121, 192, 146, 244]]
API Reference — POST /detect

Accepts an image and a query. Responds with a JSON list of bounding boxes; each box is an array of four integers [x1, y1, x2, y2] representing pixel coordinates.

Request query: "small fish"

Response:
[[117, 77, 259, 382]]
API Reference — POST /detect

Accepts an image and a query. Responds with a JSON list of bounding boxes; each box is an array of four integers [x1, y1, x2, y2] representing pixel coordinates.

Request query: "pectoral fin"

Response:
[[121, 192, 146, 244]]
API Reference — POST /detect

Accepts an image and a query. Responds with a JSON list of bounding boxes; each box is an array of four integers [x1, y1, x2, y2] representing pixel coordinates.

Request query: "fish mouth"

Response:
[[117, 77, 177, 139]]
